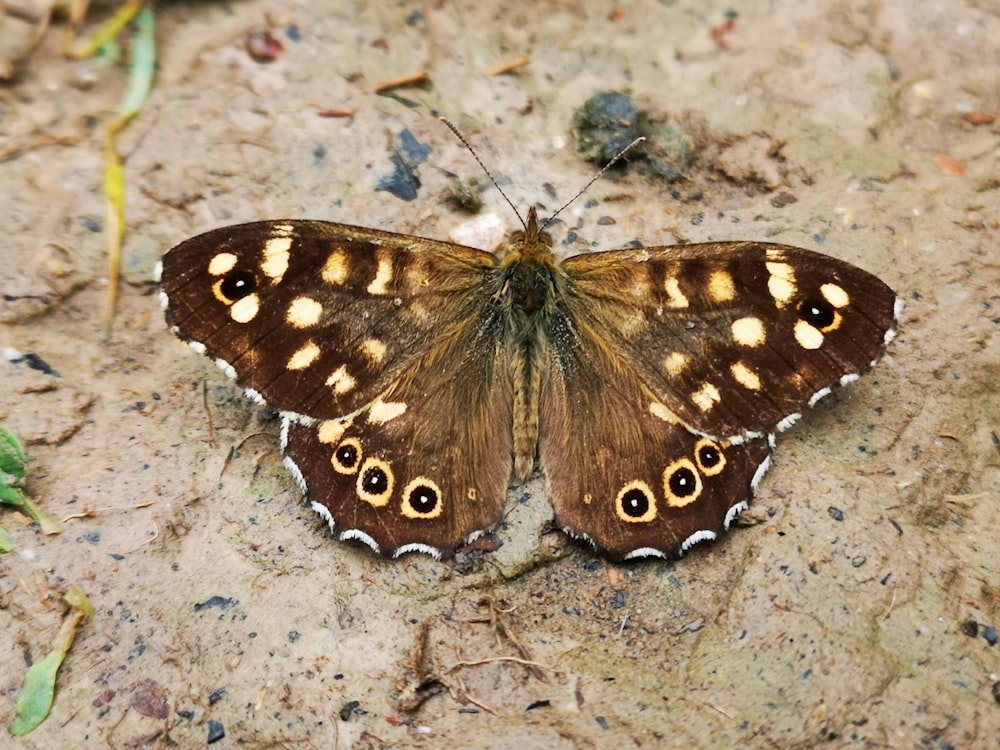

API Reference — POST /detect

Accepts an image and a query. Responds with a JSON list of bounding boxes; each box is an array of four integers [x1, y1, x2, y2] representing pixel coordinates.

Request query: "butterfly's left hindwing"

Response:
[[537, 329, 774, 559], [282, 308, 515, 557]]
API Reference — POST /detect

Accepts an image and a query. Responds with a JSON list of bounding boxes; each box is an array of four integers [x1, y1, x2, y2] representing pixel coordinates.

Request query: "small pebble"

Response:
[[983, 626, 997, 646], [207, 719, 225, 744]]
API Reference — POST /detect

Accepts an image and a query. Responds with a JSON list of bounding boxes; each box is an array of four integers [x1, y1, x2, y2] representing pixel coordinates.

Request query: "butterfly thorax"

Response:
[[493, 210, 570, 480], [499, 208, 564, 317]]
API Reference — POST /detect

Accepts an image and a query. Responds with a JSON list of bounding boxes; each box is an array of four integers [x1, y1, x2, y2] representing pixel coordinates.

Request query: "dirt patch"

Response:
[[2, 1, 998, 748]]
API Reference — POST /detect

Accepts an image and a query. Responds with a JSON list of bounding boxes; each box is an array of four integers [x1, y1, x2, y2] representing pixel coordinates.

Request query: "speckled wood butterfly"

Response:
[[158, 198, 899, 560]]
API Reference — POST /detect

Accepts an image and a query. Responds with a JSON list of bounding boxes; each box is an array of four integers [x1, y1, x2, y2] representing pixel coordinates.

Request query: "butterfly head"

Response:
[[505, 207, 557, 263]]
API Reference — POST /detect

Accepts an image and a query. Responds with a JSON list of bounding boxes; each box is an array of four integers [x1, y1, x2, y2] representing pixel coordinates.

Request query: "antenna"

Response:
[[439, 116, 645, 233], [440, 117, 526, 231], [539, 136, 645, 232]]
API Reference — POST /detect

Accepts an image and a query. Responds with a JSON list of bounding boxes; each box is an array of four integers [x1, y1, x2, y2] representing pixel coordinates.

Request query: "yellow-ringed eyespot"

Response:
[[797, 297, 842, 332], [356, 457, 394, 507], [663, 458, 703, 507], [331, 438, 362, 474], [213, 269, 258, 304], [401, 478, 443, 519], [614, 481, 657, 523], [694, 439, 726, 477]]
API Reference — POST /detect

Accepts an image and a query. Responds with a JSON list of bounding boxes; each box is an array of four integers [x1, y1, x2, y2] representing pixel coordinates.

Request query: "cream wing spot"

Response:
[[663, 352, 690, 376], [708, 270, 736, 302], [766, 261, 797, 308], [649, 401, 678, 423], [326, 365, 357, 394], [664, 276, 689, 308], [794, 319, 824, 350], [730, 361, 762, 391], [630, 279, 651, 298], [821, 282, 850, 308], [367, 399, 407, 425], [287, 341, 321, 370], [360, 338, 388, 364], [322, 250, 349, 285], [261, 236, 292, 281], [731, 317, 766, 347], [208, 252, 238, 276], [287, 297, 323, 328], [617, 309, 647, 338], [230, 293, 260, 323], [367, 256, 393, 295], [317, 419, 350, 445], [691, 382, 721, 412]]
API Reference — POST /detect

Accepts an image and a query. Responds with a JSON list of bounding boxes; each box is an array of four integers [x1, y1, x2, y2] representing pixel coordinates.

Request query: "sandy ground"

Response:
[[1, 1, 999, 747]]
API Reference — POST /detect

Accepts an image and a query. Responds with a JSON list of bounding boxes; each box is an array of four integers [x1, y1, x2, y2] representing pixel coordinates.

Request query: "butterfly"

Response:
[[158, 200, 899, 560]]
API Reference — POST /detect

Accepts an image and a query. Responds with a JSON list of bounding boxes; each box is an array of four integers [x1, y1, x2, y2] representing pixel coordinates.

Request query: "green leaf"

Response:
[[8, 592, 90, 735], [9, 652, 64, 736], [0, 425, 27, 479], [0, 482, 25, 506], [16, 493, 62, 536], [0, 524, 12, 552], [118, 5, 156, 119], [63, 587, 95, 616], [0, 425, 60, 535]]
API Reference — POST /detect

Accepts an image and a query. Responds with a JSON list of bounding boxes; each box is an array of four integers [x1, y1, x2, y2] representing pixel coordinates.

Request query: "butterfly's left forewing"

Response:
[[160, 220, 497, 420]]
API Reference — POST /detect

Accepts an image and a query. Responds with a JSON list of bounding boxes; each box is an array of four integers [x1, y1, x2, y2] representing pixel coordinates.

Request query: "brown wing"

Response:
[[160, 220, 498, 420], [282, 307, 515, 558], [561, 241, 899, 440], [161, 220, 514, 557], [538, 240, 897, 558], [538, 312, 773, 559]]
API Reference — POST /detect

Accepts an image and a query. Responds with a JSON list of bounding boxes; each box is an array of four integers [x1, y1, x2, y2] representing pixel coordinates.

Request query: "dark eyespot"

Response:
[[401, 478, 443, 519], [408, 485, 438, 514], [668, 467, 698, 497], [621, 488, 650, 519], [220, 270, 257, 302], [798, 298, 835, 329], [362, 467, 389, 495], [335, 443, 359, 469], [698, 444, 721, 469]]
